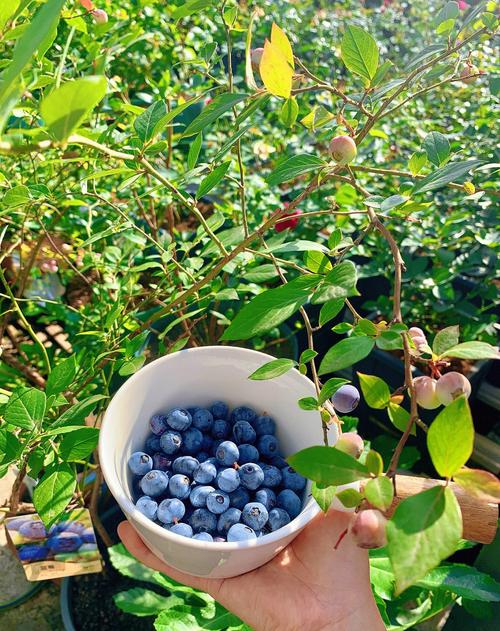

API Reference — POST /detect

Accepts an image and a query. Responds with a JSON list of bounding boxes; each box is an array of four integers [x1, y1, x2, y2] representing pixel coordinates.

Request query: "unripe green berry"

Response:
[[329, 135, 357, 165]]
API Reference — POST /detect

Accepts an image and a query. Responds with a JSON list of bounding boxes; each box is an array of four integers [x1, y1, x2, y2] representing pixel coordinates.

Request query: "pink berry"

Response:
[[329, 135, 357, 165], [458, 1, 469, 10], [250, 47, 264, 72], [408, 327, 428, 355], [350, 509, 387, 549], [91, 9, 108, 24], [436, 371, 471, 405], [274, 208, 303, 232], [413, 376, 440, 410], [335, 432, 364, 460]]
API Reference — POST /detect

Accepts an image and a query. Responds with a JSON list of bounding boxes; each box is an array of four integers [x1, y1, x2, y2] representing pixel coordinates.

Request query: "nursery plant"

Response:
[[0, 0, 499, 629]]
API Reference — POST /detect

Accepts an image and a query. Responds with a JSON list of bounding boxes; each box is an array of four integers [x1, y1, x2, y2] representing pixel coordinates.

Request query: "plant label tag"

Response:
[[4, 508, 103, 581]]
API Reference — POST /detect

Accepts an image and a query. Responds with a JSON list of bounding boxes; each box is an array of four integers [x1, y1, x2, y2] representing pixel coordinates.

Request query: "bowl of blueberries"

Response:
[[99, 345, 338, 578]]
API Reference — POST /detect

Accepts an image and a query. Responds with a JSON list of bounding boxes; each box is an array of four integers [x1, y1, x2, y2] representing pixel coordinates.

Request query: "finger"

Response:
[[117, 521, 221, 594]]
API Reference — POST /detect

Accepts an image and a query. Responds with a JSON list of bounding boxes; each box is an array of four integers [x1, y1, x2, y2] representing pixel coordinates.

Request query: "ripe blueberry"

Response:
[[216, 440, 239, 466], [166, 408, 192, 431], [136, 495, 158, 520], [128, 451, 153, 476], [168, 474, 191, 500], [242, 502, 269, 530], [160, 430, 183, 455], [239, 463, 264, 490], [140, 470, 169, 496], [331, 385, 360, 414], [227, 523, 256, 542], [207, 490, 230, 514]]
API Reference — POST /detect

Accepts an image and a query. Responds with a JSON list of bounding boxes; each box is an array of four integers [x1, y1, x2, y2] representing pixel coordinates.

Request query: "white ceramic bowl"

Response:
[[99, 345, 339, 578]]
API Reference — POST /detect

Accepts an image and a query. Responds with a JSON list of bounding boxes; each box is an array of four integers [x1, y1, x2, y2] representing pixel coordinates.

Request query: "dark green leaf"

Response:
[[248, 358, 296, 380], [221, 275, 320, 341], [213, 124, 251, 163], [432, 325, 460, 356], [52, 395, 107, 428], [46, 355, 77, 397], [266, 154, 325, 186], [427, 397, 473, 477], [187, 133, 203, 170], [413, 159, 482, 194], [196, 162, 230, 198], [183, 93, 247, 138], [134, 101, 167, 143], [423, 131, 450, 166], [318, 378, 350, 405], [5, 387, 46, 429], [59, 427, 99, 461], [417, 564, 500, 602], [319, 298, 345, 326], [299, 349, 318, 364], [387, 486, 462, 594], [288, 446, 369, 486], [33, 463, 76, 527], [312, 482, 336, 512], [318, 336, 375, 375], [109, 543, 165, 585]]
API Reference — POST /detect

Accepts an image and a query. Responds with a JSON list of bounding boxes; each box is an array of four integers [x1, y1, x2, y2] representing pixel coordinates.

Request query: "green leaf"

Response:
[[280, 96, 299, 128], [417, 564, 500, 602], [134, 101, 167, 143], [0, 0, 20, 30], [358, 373, 390, 409], [370, 553, 395, 600], [321, 261, 358, 298], [341, 25, 379, 83], [434, 1, 460, 27], [365, 450, 384, 476], [187, 132, 202, 170], [298, 397, 318, 410], [52, 394, 107, 428], [371, 60, 393, 87], [3, 185, 31, 208], [303, 250, 332, 273], [427, 397, 474, 477], [300, 104, 335, 130], [108, 543, 165, 586], [413, 159, 482, 194], [365, 476, 394, 511], [46, 355, 77, 397], [288, 446, 369, 486], [0, 0, 66, 132], [33, 463, 76, 527], [387, 403, 415, 435], [183, 93, 247, 138], [319, 298, 345, 326], [266, 154, 325, 186], [5, 387, 46, 429], [380, 194, 409, 212], [408, 151, 428, 175], [299, 349, 318, 364], [318, 336, 375, 375], [40, 76, 108, 142], [221, 275, 320, 341], [114, 588, 183, 617], [196, 162, 230, 198], [387, 486, 462, 594], [423, 131, 450, 166], [312, 482, 336, 512], [59, 427, 99, 461], [439, 341, 500, 360], [152, 93, 207, 137], [213, 125, 251, 163], [336, 488, 364, 508], [318, 378, 350, 405], [432, 325, 460, 356], [453, 468, 500, 503], [172, 0, 214, 20], [243, 264, 280, 283], [248, 358, 296, 380]]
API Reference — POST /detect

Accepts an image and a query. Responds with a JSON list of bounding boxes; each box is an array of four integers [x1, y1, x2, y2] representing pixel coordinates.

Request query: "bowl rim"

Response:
[[99, 345, 323, 552]]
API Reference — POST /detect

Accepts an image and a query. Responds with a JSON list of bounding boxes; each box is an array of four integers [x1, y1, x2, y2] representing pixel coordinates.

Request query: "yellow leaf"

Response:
[[271, 23, 294, 69], [260, 39, 292, 99]]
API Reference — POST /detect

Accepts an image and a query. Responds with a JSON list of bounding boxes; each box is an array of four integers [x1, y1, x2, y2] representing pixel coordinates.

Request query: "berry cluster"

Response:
[[128, 402, 306, 542]]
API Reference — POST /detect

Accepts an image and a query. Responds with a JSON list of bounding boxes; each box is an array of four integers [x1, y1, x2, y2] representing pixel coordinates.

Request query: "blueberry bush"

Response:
[[0, 0, 499, 629]]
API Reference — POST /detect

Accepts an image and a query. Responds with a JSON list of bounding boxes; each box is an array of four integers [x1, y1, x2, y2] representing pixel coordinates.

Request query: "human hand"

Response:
[[118, 509, 386, 631]]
